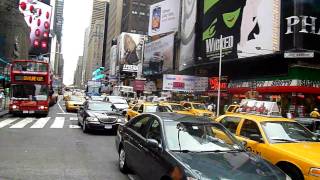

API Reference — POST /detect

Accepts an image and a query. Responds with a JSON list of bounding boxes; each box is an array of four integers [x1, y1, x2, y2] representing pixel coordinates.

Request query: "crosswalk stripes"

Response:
[[0, 117, 81, 129], [0, 118, 19, 128], [50, 117, 65, 128], [10, 118, 34, 128], [30, 117, 50, 128]]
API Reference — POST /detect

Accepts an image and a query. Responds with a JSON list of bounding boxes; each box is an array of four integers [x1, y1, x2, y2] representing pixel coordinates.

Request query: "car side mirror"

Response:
[[146, 139, 160, 149], [241, 141, 247, 147], [249, 134, 264, 143]]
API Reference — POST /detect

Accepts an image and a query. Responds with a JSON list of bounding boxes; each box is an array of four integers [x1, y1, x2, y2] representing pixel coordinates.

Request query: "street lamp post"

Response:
[[217, 35, 223, 117]]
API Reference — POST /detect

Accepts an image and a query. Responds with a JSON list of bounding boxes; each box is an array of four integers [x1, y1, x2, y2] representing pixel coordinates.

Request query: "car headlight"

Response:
[[12, 105, 18, 109], [310, 168, 320, 177], [87, 117, 99, 122]]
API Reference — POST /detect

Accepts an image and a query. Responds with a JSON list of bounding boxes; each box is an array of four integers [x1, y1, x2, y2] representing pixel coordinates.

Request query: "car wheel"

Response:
[[82, 120, 88, 133], [278, 164, 304, 180], [119, 147, 130, 173]]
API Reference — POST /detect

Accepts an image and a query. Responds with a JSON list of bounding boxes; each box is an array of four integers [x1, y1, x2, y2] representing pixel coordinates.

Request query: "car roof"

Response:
[[150, 112, 214, 123], [222, 113, 295, 123]]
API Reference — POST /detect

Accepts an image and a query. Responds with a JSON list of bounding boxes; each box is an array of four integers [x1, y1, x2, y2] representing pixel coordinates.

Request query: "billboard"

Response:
[[163, 74, 208, 92], [281, 0, 320, 52], [179, 0, 197, 71], [19, 0, 52, 55], [200, 0, 279, 61], [118, 33, 145, 73], [143, 34, 174, 75], [148, 0, 180, 36]]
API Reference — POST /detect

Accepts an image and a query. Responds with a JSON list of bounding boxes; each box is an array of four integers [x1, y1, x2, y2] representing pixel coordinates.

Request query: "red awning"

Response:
[[228, 86, 320, 94]]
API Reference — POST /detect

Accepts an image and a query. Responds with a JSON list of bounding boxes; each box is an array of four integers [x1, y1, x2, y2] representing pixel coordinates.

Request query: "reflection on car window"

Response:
[[220, 117, 241, 134], [240, 120, 262, 141], [164, 121, 241, 152], [145, 105, 171, 113], [193, 104, 206, 110], [88, 102, 112, 111], [146, 119, 161, 143], [261, 121, 318, 143], [130, 116, 150, 136]]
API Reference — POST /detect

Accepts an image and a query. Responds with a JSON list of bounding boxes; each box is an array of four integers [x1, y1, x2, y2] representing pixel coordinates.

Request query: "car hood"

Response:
[[272, 142, 320, 166], [87, 110, 122, 118], [172, 151, 285, 179], [174, 110, 194, 115]]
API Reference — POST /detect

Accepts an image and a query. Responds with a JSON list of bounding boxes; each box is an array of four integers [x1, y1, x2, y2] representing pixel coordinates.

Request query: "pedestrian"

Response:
[[310, 108, 320, 118], [208, 103, 214, 112]]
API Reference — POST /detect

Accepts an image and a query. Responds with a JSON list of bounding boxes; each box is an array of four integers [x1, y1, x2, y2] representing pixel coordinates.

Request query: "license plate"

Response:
[[23, 111, 28, 114], [29, 111, 35, 114], [104, 125, 112, 129]]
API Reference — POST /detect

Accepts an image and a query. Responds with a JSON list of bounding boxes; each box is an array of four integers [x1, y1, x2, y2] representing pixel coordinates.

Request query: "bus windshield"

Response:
[[11, 84, 48, 101], [13, 62, 48, 72]]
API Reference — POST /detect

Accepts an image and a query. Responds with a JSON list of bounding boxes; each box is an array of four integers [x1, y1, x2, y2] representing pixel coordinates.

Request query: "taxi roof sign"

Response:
[[238, 99, 281, 117]]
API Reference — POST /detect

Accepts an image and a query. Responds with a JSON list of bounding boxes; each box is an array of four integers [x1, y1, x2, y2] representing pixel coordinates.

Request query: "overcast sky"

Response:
[[61, 0, 92, 85]]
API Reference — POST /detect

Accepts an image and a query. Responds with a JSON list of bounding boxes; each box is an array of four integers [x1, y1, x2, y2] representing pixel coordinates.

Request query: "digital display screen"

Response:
[[14, 75, 45, 82]]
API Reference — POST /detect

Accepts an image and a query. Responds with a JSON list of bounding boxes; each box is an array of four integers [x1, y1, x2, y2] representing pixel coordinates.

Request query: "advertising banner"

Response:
[[133, 80, 145, 91], [200, 0, 279, 61], [144, 81, 157, 92], [19, 0, 52, 55], [143, 34, 174, 75], [208, 77, 228, 92], [281, 0, 320, 51], [118, 33, 145, 73], [148, 0, 180, 36], [163, 74, 208, 92], [179, 0, 197, 71]]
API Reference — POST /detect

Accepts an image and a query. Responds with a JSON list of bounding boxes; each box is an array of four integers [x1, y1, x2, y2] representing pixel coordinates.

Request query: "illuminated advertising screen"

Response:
[[19, 0, 52, 55], [200, 0, 279, 61], [281, 0, 320, 51]]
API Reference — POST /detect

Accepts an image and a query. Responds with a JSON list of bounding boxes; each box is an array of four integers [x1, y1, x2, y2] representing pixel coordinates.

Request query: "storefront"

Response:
[[227, 67, 320, 117]]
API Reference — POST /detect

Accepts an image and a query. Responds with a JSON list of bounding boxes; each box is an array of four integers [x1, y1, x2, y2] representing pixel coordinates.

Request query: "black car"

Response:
[[295, 117, 320, 135], [77, 100, 126, 133], [115, 113, 290, 180]]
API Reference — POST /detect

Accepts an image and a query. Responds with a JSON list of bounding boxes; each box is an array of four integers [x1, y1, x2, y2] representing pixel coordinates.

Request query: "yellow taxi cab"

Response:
[[181, 102, 214, 118], [160, 102, 194, 116], [126, 102, 172, 120], [216, 100, 320, 180], [63, 92, 71, 101], [225, 104, 240, 114], [65, 95, 85, 112]]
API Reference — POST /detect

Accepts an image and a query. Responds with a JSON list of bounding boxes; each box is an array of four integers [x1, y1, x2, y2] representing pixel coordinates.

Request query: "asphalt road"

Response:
[[0, 97, 132, 180]]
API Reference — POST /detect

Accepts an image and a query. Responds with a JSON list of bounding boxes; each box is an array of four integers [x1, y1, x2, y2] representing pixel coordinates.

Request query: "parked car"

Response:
[[77, 100, 126, 133], [106, 96, 129, 112], [216, 113, 320, 180], [65, 95, 85, 112], [115, 113, 290, 180], [126, 102, 172, 120]]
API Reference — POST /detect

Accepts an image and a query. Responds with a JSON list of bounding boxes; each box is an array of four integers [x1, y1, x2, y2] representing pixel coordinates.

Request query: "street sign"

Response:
[[284, 52, 314, 58]]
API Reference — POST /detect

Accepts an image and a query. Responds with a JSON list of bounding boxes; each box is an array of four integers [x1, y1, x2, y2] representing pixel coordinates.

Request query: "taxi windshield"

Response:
[[193, 104, 206, 110], [261, 121, 319, 143], [145, 105, 172, 113], [164, 121, 242, 152], [70, 96, 84, 102], [170, 104, 185, 111]]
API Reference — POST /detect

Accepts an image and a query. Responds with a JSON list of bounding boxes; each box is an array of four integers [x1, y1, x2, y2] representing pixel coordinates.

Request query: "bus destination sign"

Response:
[[14, 75, 45, 82]]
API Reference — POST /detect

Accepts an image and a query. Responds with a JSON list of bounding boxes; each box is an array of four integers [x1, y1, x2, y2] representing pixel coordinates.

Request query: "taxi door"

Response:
[[236, 119, 269, 157]]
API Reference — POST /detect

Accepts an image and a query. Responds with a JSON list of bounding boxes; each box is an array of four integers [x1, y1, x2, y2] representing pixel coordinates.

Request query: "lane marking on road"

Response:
[[10, 118, 34, 128], [69, 125, 81, 129], [70, 117, 78, 121], [0, 118, 19, 128], [30, 117, 51, 128], [57, 98, 66, 114], [50, 117, 65, 128]]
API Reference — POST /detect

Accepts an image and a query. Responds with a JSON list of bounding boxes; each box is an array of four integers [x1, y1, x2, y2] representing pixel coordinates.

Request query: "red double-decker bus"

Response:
[[9, 60, 53, 116]]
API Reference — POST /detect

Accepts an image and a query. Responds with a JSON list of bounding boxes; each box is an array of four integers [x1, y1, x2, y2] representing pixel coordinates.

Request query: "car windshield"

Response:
[[70, 96, 84, 102], [193, 104, 206, 110], [88, 102, 113, 111], [261, 121, 320, 143], [11, 84, 48, 101], [145, 105, 172, 113], [90, 96, 105, 101], [170, 104, 186, 111], [164, 121, 242, 152]]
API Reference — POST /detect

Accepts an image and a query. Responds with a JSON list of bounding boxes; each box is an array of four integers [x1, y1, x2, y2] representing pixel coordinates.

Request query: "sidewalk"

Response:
[[0, 97, 10, 117], [0, 109, 8, 117]]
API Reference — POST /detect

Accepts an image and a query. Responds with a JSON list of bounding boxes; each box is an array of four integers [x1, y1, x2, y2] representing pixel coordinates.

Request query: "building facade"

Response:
[[74, 56, 83, 87]]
